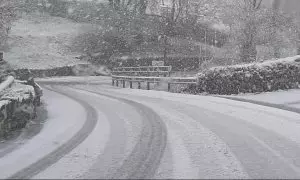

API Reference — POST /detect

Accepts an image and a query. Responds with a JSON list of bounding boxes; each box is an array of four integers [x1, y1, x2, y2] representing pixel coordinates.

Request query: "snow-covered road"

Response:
[[1, 77, 300, 179]]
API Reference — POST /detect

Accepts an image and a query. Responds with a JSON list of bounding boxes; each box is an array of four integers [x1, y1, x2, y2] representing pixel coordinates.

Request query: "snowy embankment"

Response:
[[188, 55, 300, 95], [5, 13, 90, 69], [4, 13, 111, 78]]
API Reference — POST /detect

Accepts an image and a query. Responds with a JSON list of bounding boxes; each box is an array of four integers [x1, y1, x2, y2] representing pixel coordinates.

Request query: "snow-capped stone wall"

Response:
[[193, 56, 300, 95], [0, 77, 42, 138]]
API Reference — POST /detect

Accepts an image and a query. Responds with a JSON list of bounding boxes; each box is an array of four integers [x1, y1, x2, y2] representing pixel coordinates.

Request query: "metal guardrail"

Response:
[[111, 66, 197, 91], [0, 76, 14, 94], [112, 75, 197, 91], [112, 66, 172, 77], [113, 66, 172, 72]]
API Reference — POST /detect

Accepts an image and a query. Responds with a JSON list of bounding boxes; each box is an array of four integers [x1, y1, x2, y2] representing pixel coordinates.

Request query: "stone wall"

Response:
[[0, 80, 42, 138]]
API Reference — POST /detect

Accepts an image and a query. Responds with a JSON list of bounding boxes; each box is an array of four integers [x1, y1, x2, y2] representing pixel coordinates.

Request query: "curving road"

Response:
[[1, 77, 300, 179]]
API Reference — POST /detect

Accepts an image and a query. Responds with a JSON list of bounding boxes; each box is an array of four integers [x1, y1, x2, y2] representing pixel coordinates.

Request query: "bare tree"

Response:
[[108, 0, 148, 16], [155, 0, 222, 60], [271, 0, 280, 58], [298, 33, 300, 55], [239, 0, 262, 62]]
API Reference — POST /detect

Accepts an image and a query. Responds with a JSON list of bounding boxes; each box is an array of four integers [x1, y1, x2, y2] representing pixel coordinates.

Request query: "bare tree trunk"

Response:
[[239, 0, 262, 63], [115, 0, 121, 10], [139, 0, 147, 15], [108, 0, 113, 7], [272, 0, 281, 58], [162, 0, 176, 62], [108, 0, 121, 10], [298, 32, 300, 55], [240, 20, 257, 62], [163, 35, 168, 60]]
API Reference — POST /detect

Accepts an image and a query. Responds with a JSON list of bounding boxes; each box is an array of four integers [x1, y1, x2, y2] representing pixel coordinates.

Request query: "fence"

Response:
[[111, 66, 197, 91], [112, 66, 172, 77]]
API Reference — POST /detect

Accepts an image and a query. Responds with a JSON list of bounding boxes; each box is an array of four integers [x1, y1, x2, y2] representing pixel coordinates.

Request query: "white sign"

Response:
[[152, 61, 164, 66]]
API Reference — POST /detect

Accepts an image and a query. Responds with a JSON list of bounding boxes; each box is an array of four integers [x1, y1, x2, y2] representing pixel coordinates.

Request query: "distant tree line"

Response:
[[70, 0, 229, 66], [18, 0, 300, 68]]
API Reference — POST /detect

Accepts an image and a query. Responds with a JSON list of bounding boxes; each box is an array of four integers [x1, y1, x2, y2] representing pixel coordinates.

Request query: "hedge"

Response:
[[185, 56, 300, 95], [14, 66, 75, 80], [13, 64, 110, 80]]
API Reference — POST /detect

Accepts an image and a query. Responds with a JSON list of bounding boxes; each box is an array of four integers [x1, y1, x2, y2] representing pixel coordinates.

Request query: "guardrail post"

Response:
[[129, 81, 133, 88], [138, 82, 141, 89], [147, 82, 150, 90], [122, 80, 125, 88], [116, 80, 119, 87], [112, 79, 114, 86], [168, 83, 171, 92]]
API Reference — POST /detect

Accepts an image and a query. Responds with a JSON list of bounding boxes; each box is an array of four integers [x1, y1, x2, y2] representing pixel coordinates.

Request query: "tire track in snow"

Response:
[[8, 85, 98, 179], [71, 87, 168, 179]]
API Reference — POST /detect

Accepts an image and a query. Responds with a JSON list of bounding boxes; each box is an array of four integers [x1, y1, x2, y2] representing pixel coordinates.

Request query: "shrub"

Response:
[[14, 66, 75, 80], [192, 56, 300, 95], [13, 64, 110, 79]]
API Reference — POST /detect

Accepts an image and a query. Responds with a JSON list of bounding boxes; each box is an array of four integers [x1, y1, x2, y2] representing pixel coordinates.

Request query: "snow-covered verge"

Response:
[[0, 79, 41, 139], [224, 89, 300, 109], [185, 55, 300, 95]]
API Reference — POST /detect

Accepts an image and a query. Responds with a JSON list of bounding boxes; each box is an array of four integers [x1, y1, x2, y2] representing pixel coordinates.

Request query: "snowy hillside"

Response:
[[4, 13, 92, 69]]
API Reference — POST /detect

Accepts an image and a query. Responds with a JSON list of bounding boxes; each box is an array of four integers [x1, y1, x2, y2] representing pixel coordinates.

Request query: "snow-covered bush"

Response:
[[14, 66, 75, 80], [14, 63, 111, 79], [72, 64, 111, 76], [192, 56, 300, 95]]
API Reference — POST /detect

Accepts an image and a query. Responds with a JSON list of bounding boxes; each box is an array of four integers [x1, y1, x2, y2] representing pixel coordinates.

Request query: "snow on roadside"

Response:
[[145, 101, 249, 179], [0, 87, 86, 179], [226, 89, 300, 105], [225, 89, 300, 109], [87, 86, 300, 146], [33, 109, 110, 179]]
